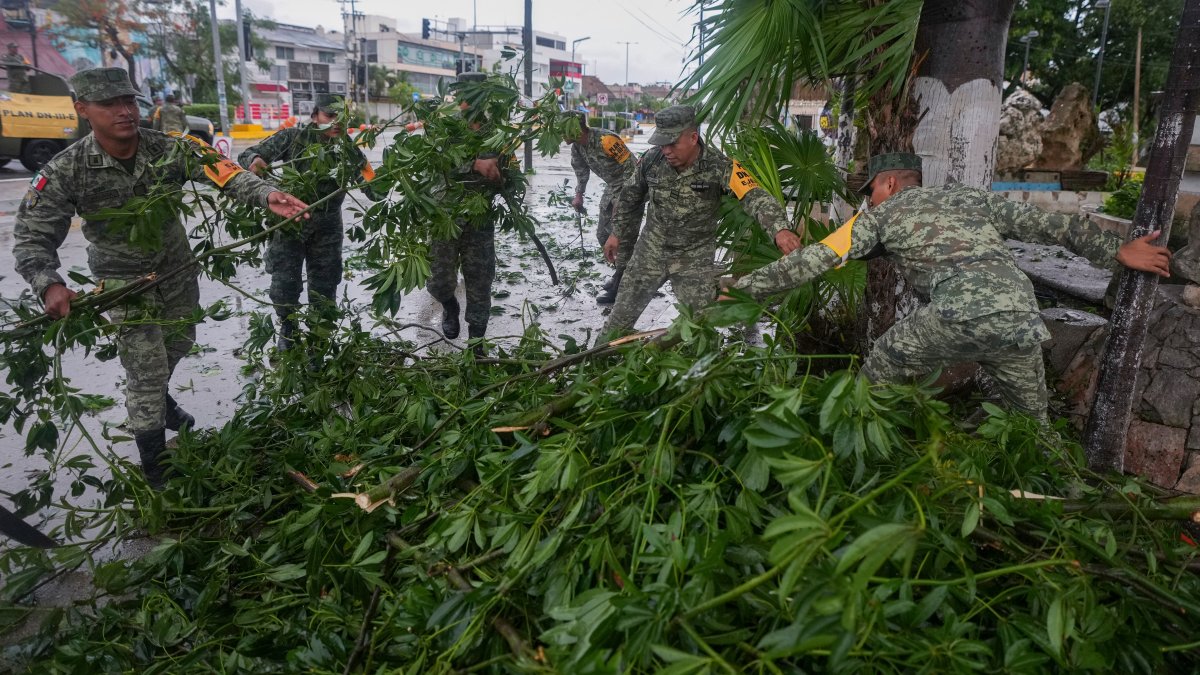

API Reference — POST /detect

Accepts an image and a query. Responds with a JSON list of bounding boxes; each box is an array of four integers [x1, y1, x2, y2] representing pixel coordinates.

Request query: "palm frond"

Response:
[[680, 0, 923, 139]]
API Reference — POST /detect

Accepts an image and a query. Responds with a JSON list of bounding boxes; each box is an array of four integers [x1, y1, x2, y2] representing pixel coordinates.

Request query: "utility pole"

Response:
[[570, 36, 590, 108], [619, 41, 636, 113], [523, 0, 533, 171], [1131, 26, 1143, 168], [1082, 0, 1200, 472], [1091, 0, 1112, 108], [24, 0, 37, 68], [1019, 30, 1039, 86], [208, 0, 230, 135], [234, 0, 252, 124]]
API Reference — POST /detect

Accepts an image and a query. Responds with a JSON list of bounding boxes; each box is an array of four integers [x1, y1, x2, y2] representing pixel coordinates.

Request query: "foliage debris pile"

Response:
[[2, 314, 1198, 673]]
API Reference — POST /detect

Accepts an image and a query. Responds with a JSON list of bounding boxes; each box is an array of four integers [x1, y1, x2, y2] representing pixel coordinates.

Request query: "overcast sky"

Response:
[[236, 0, 700, 85]]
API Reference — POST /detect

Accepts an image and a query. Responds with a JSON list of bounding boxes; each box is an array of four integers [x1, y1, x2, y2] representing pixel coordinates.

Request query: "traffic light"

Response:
[[421, 18, 431, 40]]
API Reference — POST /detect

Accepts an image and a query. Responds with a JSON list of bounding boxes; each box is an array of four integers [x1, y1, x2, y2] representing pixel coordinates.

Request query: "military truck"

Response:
[[0, 67, 216, 172], [0, 68, 80, 171]]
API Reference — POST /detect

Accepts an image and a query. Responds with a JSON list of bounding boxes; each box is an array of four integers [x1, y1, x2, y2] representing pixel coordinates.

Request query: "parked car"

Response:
[[135, 96, 214, 144]]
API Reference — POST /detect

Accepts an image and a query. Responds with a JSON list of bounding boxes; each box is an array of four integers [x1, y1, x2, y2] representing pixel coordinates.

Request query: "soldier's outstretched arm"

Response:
[[731, 210, 881, 301], [237, 127, 293, 174], [723, 159, 802, 254], [571, 143, 590, 196], [984, 191, 1123, 270], [175, 135, 307, 216], [12, 167, 75, 306]]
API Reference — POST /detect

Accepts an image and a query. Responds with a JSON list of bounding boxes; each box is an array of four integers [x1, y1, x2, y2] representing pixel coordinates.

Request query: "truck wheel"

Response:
[[20, 140, 63, 172]]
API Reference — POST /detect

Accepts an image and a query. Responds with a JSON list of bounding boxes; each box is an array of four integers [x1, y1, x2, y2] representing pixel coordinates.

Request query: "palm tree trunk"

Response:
[[911, 0, 1015, 187], [856, 0, 1015, 357]]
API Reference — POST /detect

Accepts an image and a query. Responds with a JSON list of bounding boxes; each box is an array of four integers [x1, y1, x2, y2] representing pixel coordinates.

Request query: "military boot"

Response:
[[597, 268, 624, 305], [467, 323, 487, 356], [441, 298, 461, 339], [134, 428, 168, 490], [276, 318, 297, 352], [164, 394, 194, 432]]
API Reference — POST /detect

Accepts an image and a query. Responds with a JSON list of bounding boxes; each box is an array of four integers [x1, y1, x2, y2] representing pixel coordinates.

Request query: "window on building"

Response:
[[276, 46, 295, 60], [318, 51, 336, 64], [555, 40, 565, 50], [792, 114, 815, 131], [535, 36, 555, 49]]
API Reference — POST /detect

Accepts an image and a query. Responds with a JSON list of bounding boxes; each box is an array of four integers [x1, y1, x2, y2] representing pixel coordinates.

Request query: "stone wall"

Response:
[[1050, 285, 1200, 492]]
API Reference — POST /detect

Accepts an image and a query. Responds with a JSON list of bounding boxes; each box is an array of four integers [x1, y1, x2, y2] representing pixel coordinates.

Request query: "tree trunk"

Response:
[[1083, 0, 1200, 473], [830, 76, 858, 222], [856, 0, 1015, 358]]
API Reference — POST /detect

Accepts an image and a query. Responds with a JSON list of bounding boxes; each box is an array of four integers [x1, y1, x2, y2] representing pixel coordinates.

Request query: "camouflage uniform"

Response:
[[732, 182, 1124, 422], [13, 129, 277, 432], [426, 153, 507, 336], [570, 125, 639, 245], [2, 47, 29, 93], [602, 136, 792, 334], [154, 102, 188, 135], [426, 72, 515, 340], [239, 122, 374, 331]]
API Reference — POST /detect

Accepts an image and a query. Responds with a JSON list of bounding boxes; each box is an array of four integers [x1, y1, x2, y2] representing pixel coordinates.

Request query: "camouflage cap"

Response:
[[6, 43, 17, 49], [860, 152, 922, 193], [313, 93, 344, 115], [70, 67, 140, 102], [648, 105, 697, 145]]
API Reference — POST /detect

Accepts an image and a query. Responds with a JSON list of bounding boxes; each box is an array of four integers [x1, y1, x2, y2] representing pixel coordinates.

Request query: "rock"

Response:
[[1124, 420, 1187, 488], [995, 88, 1043, 177], [1032, 83, 1101, 171], [1182, 285, 1200, 309], [1008, 241, 1113, 303], [1141, 367, 1200, 427], [1170, 202, 1200, 285], [1040, 307, 1107, 376], [1158, 346, 1200, 370], [1189, 417, 1200, 451], [1176, 464, 1200, 494]]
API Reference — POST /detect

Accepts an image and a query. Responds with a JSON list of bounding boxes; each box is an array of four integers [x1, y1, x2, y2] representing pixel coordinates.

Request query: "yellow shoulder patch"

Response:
[[819, 212, 860, 259], [728, 160, 760, 200], [169, 132, 246, 188], [600, 134, 631, 164]]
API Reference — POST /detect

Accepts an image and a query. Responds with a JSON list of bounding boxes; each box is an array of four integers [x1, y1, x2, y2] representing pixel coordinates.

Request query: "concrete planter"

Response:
[[1087, 211, 1133, 239]]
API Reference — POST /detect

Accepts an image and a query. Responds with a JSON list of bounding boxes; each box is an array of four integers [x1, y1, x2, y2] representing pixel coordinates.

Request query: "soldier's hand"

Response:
[[43, 283, 77, 319], [1117, 231, 1172, 277], [248, 156, 270, 176], [267, 191, 311, 220], [603, 235, 619, 264], [571, 193, 585, 213], [473, 157, 502, 184], [774, 230, 802, 255]]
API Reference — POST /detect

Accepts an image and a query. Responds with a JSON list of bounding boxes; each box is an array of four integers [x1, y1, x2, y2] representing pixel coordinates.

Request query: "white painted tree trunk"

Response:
[[911, 77, 1002, 188]]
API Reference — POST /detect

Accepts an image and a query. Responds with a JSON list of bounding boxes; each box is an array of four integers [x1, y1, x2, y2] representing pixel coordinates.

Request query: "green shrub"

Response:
[[1102, 174, 1143, 219]]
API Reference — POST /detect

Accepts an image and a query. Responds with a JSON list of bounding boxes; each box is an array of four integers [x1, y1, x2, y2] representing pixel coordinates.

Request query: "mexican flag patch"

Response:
[[30, 172, 47, 191]]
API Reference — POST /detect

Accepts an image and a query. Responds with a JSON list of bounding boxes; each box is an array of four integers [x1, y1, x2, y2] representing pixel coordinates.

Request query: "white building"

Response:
[[244, 23, 349, 120], [352, 14, 482, 98]]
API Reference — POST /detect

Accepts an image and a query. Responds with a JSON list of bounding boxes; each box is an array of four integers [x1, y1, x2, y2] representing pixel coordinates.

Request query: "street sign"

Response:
[[412, 92, 420, 101], [563, 80, 575, 92], [597, 93, 608, 106], [213, 135, 233, 159]]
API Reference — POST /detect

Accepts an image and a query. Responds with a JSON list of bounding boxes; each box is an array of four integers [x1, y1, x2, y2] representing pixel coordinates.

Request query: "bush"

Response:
[[588, 115, 630, 132], [184, 104, 235, 130], [1102, 174, 1143, 219]]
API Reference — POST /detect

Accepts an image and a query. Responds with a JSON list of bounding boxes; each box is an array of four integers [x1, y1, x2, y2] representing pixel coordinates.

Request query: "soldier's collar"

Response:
[[83, 131, 146, 173]]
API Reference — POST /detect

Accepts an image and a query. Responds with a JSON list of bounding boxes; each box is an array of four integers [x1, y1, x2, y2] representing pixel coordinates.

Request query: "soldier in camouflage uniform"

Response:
[[565, 112, 642, 303], [2, 42, 30, 94], [152, 94, 188, 135], [240, 93, 378, 350], [11, 67, 310, 487], [426, 72, 512, 345], [728, 152, 1172, 423], [600, 105, 803, 335]]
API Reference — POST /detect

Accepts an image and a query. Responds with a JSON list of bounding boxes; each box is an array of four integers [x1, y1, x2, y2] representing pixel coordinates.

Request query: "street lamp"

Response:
[[1092, 0, 1112, 108], [1019, 30, 1039, 87], [571, 36, 590, 108], [618, 41, 637, 114]]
